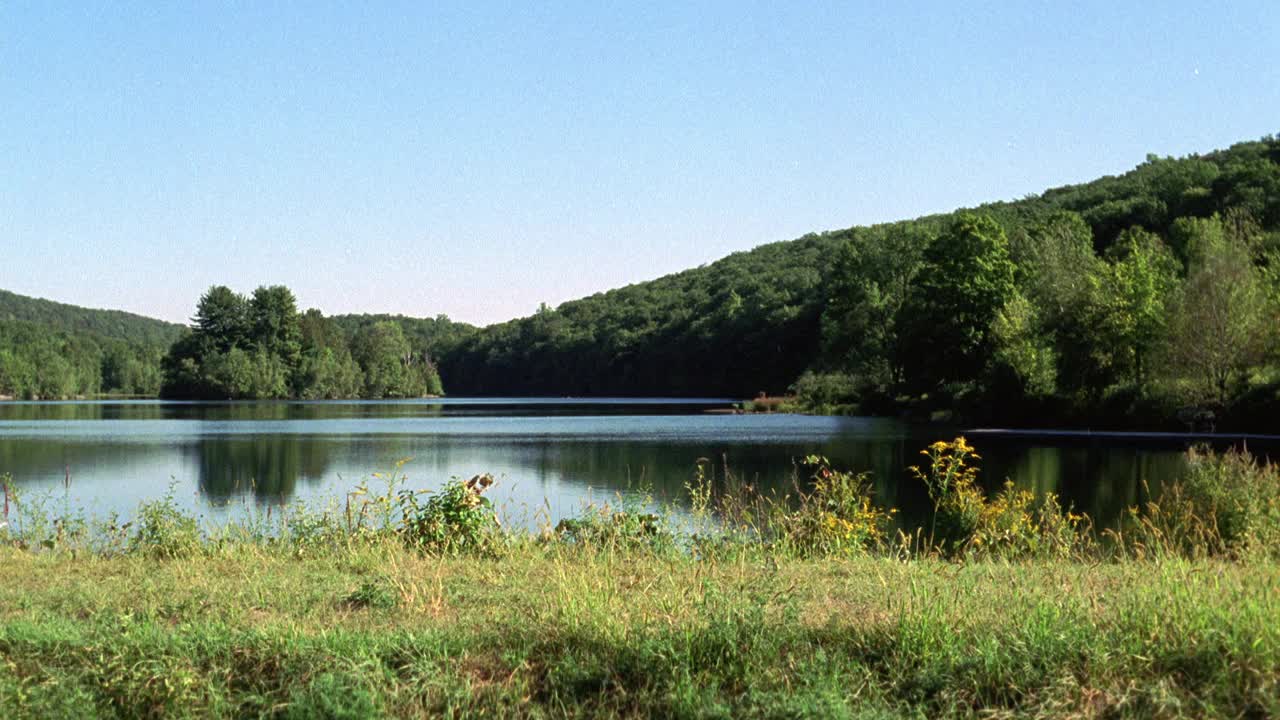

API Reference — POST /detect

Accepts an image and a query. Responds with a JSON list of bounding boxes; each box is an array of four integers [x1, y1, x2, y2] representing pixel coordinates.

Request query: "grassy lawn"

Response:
[[1, 544, 1277, 718]]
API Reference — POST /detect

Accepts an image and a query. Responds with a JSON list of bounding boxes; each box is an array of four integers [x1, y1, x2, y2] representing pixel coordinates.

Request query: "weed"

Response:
[[553, 507, 672, 552], [343, 579, 398, 610], [771, 455, 895, 556], [128, 484, 203, 558], [1116, 445, 1280, 558], [398, 474, 499, 554], [912, 437, 1090, 558]]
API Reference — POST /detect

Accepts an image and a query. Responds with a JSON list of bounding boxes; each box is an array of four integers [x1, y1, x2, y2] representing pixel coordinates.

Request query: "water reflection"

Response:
[[192, 436, 332, 504], [0, 400, 1255, 531]]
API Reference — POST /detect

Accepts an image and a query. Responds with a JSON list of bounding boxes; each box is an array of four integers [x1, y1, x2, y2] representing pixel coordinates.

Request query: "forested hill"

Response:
[[0, 289, 185, 347], [440, 136, 1280, 426], [439, 232, 848, 396], [0, 289, 185, 398], [327, 314, 476, 364]]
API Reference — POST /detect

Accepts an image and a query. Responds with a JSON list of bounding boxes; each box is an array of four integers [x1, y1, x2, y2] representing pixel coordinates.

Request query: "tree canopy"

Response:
[[0, 290, 178, 399], [159, 286, 445, 400]]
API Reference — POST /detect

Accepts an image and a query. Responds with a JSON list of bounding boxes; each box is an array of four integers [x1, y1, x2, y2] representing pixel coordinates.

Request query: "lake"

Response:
[[0, 398, 1241, 531]]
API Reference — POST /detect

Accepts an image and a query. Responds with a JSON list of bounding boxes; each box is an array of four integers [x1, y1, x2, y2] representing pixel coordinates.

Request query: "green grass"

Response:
[[1, 445, 1278, 718], [0, 543, 1277, 718]]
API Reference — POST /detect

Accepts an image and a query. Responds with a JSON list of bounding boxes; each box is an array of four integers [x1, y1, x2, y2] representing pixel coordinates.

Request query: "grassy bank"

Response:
[[2, 444, 1279, 717], [2, 545, 1278, 718]]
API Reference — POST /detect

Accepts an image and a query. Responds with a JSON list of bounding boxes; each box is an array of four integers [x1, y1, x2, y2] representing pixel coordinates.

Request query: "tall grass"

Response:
[[1112, 444, 1280, 559], [2, 440, 1276, 564]]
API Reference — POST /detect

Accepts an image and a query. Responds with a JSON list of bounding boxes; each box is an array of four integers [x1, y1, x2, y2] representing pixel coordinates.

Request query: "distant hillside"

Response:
[[328, 313, 477, 363], [439, 231, 847, 397], [439, 136, 1280, 425], [0, 289, 184, 399], [0, 289, 184, 348]]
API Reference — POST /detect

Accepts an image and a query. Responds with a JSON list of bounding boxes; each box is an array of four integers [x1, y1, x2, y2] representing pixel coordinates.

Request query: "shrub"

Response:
[[912, 437, 985, 553], [397, 474, 498, 554], [1181, 445, 1280, 552], [771, 455, 895, 556], [553, 506, 673, 552], [913, 437, 1088, 558], [279, 502, 361, 556], [127, 485, 203, 558], [788, 372, 860, 412], [973, 482, 1089, 559]]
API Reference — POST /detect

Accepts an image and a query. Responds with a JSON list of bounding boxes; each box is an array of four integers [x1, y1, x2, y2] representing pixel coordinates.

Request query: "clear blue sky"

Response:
[[2, 2, 1277, 326]]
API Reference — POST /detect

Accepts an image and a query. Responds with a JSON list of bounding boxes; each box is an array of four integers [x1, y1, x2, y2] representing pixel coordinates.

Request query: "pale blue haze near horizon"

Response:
[[2, 1, 1277, 326]]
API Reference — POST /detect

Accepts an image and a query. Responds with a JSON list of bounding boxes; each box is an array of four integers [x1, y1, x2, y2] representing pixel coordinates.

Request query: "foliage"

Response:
[[899, 212, 1018, 390], [552, 507, 672, 552], [770, 455, 895, 556], [0, 288, 183, 347], [440, 232, 835, 397], [397, 474, 499, 554], [329, 312, 475, 367], [912, 437, 1089, 558], [912, 437, 986, 552], [127, 486, 203, 559], [351, 320, 440, 398], [1119, 446, 1280, 558], [1093, 228, 1182, 390], [0, 321, 165, 400], [6, 136, 1280, 426], [0, 289, 180, 398], [786, 371, 860, 412], [1165, 215, 1271, 406], [818, 223, 930, 392], [160, 285, 444, 399], [425, 136, 1280, 429], [991, 290, 1058, 397], [2, 135, 1280, 425]]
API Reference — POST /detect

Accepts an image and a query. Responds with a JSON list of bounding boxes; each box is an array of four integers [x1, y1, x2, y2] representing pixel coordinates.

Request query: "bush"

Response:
[[553, 507, 673, 552], [912, 437, 1088, 558], [912, 437, 985, 553], [771, 455, 895, 556], [788, 372, 860, 412], [397, 474, 499, 554], [127, 486, 203, 558], [1182, 446, 1280, 552]]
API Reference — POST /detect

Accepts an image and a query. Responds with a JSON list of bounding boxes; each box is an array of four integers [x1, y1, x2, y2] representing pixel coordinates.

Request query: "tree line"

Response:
[[4, 135, 1279, 425], [810, 206, 1276, 426], [440, 136, 1280, 429], [0, 320, 164, 399], [160, 286, 445, 400], [0, 291, 178, 399]]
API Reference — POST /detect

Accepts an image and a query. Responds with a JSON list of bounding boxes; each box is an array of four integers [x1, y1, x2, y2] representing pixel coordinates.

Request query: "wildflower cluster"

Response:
[[912, 437, 1088, 558]]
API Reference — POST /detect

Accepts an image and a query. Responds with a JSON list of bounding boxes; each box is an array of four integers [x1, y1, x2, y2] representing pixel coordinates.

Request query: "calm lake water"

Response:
[[0, 399, 1249, 531]]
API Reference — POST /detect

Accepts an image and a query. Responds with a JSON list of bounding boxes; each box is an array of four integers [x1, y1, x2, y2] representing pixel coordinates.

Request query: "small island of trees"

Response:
[[160, 285, 444, 400]]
